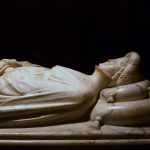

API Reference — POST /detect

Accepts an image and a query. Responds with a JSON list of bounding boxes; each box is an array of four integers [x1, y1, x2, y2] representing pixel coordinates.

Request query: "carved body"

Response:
[[0, 52, 149, 128], [0, 65, 111, 127]]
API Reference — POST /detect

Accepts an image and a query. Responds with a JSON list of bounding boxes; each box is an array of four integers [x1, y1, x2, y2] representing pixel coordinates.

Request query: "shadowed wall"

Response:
[[0, 0, 149, 78]]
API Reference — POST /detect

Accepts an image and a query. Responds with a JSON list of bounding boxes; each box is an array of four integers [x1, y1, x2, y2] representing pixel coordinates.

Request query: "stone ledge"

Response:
[[0, 139, 149, 146], [0, 121, 150, 146]]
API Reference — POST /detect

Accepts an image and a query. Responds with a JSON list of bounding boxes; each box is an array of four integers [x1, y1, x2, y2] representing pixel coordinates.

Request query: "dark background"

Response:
[[0, 0, 150, 78]]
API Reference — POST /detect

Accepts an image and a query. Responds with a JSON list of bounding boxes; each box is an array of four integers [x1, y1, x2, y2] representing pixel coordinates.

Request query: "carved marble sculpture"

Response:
[[0, 52, 149, 129]]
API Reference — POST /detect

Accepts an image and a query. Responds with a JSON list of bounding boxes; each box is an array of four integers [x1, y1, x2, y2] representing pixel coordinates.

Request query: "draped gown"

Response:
[[0, 65, 110, 127]]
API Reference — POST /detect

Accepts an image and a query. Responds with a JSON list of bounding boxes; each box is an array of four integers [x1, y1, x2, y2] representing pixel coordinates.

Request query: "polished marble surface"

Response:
[[0, 121, 149, 146]]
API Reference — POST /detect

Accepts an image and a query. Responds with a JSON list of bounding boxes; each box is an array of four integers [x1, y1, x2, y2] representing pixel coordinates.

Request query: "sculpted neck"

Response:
[[90, 66, 112, 93]]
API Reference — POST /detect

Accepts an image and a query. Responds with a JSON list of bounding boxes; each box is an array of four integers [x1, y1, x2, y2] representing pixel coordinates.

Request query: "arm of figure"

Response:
[[100, 80, 150, 103], [0, 59, 40, 67], [0, 59, 40, 75]]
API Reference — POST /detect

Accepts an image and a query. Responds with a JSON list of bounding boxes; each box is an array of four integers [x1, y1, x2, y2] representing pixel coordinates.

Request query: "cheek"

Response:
[[107, 67, 115, 75], [107, 65, 114, 68], [100, 63, 113, 70], [105, 65, 117, 75], [104, 64, 115, 71]]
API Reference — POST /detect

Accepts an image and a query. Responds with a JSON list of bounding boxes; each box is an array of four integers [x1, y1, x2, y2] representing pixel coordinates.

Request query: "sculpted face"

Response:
[[99, 52, 142, 86], [99, 55, 129, 79]]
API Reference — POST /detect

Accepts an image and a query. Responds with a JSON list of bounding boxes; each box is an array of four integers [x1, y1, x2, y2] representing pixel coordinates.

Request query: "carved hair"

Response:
[[109, 52, 144, 87]]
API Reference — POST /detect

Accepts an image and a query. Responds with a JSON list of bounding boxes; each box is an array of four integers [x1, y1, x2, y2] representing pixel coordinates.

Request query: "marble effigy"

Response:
[[0, 52, 149, 145]]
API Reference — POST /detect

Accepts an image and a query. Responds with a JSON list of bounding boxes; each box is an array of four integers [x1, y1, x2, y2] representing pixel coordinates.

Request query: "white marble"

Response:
[[0, 121, 148, 146], [0, 52, 149, 145], [0, 52, 149, 129]]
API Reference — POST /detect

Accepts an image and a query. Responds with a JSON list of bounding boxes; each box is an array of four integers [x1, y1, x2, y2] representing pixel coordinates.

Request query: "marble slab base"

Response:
[[0, 121, 150, 146]]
